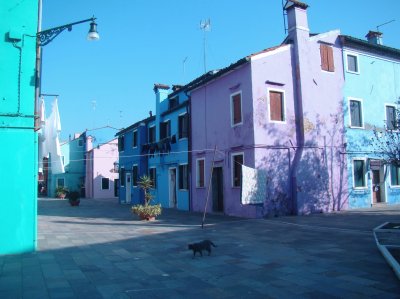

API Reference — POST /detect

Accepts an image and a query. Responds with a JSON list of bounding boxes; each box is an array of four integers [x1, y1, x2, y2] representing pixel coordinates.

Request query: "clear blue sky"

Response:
[[40, 0, 400, 144]]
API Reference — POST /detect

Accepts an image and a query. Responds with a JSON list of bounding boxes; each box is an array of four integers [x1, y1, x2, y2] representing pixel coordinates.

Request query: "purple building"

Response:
[[189, 0, 348, 218]]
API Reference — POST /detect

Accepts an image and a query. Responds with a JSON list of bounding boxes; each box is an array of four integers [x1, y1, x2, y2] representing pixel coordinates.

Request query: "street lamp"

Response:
[[36, 16, 100, 46], [34, 16, 100, 129]]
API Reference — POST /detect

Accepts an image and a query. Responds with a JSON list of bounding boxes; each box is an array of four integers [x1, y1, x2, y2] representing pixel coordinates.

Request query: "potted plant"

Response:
[[131, 175, 161, 220], [67, 191, 80, 206], [55, 186, 68, 199]]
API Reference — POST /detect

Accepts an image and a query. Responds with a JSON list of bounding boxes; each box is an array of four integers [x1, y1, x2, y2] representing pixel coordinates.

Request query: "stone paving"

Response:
[[1, 198, 400, 298]]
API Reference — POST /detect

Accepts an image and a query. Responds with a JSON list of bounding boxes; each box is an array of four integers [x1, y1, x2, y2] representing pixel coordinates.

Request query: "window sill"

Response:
[[346, 70, 360, 75], [348, 126, 364, 130]]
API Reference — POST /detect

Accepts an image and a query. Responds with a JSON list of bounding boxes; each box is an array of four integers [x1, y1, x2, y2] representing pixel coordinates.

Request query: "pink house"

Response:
[[85, 138, 119, 199]]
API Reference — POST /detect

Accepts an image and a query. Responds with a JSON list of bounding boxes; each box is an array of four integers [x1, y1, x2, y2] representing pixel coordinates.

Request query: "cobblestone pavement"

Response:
[[1, 198, 400, 299]]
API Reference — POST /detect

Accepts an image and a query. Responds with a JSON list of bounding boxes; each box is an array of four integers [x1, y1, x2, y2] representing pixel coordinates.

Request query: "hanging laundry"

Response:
[[241, 165, 267, 204], [44, 98, 65, 174]]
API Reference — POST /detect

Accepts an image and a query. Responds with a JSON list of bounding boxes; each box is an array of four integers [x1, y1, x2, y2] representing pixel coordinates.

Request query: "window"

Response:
[[386, 105, 397, 130], [78, 138, 83, 147], [346, 54, 359, 73], [132, 165, 138, 187], [132, 130, 138, 148], [196, 159, 205, 188], [353, 159, 366, 188], [169, 97, 178, 109], [391, 164, 400, 186], [118, 136, 125, 151], [56, 178, 65, 188], [160, 120, 171, 139], [320, 44, 334, 72], [178, 113, 189, 139], [349, 99, 363, 128], [120, 168, 125, 187], [269, 90, 285, 122], [179, 164, 189, 190], [232, 153, 244, 187], [231, 92, 242, 126], [149, 168, 157, 188], [148, 126, 156, 143], [101, 178, 110, 190]]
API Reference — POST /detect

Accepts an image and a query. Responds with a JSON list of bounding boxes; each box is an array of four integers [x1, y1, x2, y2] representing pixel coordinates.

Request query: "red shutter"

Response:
[[327, 45, 334, 71], [270, 91, 283, 121]]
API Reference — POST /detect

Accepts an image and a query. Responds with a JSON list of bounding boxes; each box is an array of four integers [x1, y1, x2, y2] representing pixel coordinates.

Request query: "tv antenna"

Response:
[[376, 19, 395, 32], [183, 56, 188, 82], [200, 18, 211, 73]]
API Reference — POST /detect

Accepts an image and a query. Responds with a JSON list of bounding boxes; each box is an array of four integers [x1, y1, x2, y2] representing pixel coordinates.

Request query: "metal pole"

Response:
[[202, 145, 217, 228]]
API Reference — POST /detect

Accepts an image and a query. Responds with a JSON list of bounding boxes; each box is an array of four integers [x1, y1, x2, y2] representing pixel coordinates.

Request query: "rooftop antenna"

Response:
[[376, 19, 395, 32], [282, 0, 288, 34], [200, 18, 211, 73], [183, 56, 188, 82]]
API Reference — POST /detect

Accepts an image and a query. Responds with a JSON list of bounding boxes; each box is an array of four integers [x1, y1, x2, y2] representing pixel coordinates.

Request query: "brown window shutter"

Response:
[[270, 91, 283, 121], [232, 94, 242, 124], [320, 45, 329, 71], [327, 46, 334, 71]]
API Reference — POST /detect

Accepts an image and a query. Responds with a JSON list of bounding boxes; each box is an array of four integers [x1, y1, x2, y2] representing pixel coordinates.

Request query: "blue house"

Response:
[[48, 132, 92, 197], [341, 31, 400, 208], [116, 116, 154, 204], [116, 84, 190, 210], [146, 84, 190, 210]]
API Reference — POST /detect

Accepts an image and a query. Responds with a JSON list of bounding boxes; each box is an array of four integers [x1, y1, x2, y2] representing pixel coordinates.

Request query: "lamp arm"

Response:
[[37, 17, 96, 46]]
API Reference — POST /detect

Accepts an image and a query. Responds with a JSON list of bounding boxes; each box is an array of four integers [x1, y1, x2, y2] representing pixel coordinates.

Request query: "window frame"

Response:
[[385, 104, 397, 131], [179, 164, 189, 190], [148, 125, 156, 143], [196, 158, 205, 188], [390, 163, 400, 187], [160, 119, 171, 140], [346, 52, 360, 74], [101, 177, 110, 190], [348, 97, 364, 129], [149, 167, 157, 189], [132, 130, 138, 148], [178, 113, 189, 140], [132, 165, 138, 187], [320, 43, 335, 72], [352, 158, 367, 189], [120, 167, 126, 187], [56, 178, 65, 188], [268, 88, 286, 123], [231, 152, 244, 188], [230, 91, 243, 127]]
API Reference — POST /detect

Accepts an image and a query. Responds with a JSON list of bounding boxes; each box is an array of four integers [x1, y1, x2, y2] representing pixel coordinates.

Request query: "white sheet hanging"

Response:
[[241, 165, 267, 204], [44, 97, 65, 174]]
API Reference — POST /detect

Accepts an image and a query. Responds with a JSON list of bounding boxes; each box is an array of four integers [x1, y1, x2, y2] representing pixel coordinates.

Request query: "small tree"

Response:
[[131, 175, 161, 220], [138, 175, 154, 206], [371, 106, 400, 166]]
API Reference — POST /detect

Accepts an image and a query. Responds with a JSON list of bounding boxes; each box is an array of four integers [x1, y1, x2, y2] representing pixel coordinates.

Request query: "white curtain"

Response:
[[241, 165, 267, 205]]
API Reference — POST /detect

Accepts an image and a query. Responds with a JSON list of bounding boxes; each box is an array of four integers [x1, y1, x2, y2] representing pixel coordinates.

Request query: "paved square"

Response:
[[1, 198, 399, 298]]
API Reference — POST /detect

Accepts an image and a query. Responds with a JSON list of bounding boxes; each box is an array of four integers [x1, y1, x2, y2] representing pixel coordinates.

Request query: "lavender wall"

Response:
[[190, 63, 260, 218]]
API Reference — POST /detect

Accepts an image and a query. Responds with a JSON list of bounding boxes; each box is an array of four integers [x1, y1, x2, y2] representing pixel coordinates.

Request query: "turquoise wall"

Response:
[[0, 0, 39, 254], [343, 48, 400, 208]]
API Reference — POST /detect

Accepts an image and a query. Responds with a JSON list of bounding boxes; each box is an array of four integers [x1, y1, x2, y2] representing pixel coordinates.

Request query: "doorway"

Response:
[[212, 167, 224, 212], [126, 173, 132, 204], [169, 168, 177, 208], [371, 160, 385, 204]]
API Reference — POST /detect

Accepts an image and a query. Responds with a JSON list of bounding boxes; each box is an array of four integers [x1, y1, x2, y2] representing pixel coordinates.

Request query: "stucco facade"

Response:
[[342, 35, 400, 208], [0, 0, 39, 254], [189, 1, 347, 218], [85, 138, 119, 199]]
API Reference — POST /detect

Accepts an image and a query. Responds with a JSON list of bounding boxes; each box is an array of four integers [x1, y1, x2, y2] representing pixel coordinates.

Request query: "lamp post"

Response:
[[34, 16, 100, 129]]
